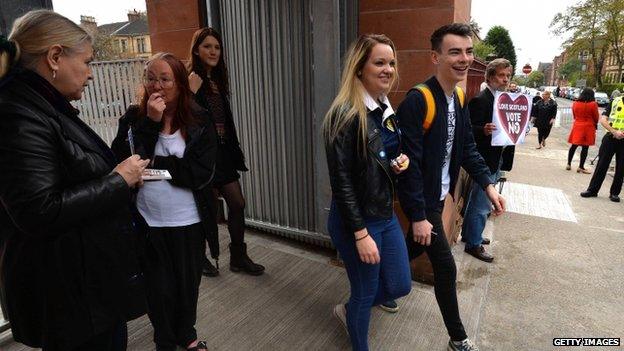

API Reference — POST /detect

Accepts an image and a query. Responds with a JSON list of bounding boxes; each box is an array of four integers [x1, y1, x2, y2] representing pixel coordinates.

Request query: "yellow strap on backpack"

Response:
[[414, 84, 465, 133]]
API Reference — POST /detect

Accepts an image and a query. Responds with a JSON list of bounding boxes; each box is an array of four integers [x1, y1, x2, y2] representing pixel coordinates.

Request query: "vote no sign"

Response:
[[491, 92, 532, 146]]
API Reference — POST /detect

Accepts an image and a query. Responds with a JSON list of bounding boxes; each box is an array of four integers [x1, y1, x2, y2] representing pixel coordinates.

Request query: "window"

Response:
[[137, 38, 146, 53], [120, 39, 127, 53]]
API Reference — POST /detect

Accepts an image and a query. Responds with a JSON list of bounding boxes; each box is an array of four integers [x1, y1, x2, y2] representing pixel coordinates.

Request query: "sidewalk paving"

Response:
[[2, 124, 622, 350]]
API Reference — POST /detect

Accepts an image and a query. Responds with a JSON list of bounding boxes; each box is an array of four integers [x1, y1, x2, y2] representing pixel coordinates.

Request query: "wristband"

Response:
[[355, 233, 369, 241]]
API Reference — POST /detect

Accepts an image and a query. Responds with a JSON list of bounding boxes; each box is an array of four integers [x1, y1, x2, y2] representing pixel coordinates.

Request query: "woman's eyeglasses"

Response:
[[143, 76, 175, 88]]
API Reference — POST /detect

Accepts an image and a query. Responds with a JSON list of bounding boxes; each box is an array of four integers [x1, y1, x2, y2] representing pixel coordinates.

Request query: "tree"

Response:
[[474, 42, 496, 61], [527, 71, 545, 87], [605, 0, 624, 83], [470, 18, 481, 37], [513, 75, 528, 86], [558, 58, 583, 80], [92, 31, 118, 61], [550, 0, 618, 88], [483, 26, 517, 70]]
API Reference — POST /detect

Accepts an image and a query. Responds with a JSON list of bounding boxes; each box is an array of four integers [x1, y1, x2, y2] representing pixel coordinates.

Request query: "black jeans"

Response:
[[144, 223, 206, 351], [587, 133, 624, 195], [405, 202, 468, 342]]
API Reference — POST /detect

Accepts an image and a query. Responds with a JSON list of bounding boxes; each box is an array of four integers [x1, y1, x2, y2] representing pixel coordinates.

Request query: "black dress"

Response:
[[194, 80, 248, 187]]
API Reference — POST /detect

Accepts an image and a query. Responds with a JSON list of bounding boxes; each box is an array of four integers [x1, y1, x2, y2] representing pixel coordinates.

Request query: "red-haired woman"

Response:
[[187, 27, 264, 277], [112, 52, 216, 351]]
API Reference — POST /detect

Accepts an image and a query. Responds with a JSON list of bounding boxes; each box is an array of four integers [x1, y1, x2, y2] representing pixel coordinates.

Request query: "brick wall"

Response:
[[145, 0, 202, 60], [359, 0, 472, 107]]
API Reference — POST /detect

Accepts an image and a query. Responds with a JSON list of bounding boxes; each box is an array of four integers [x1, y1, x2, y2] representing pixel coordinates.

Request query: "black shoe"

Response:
[[610, 194, 620, 202], [230, 243, 265, 276], [378, 300, 399, 313], [202, 257, 219, 277], [580, 191, 598, 198], [464, 245, 494, 263]]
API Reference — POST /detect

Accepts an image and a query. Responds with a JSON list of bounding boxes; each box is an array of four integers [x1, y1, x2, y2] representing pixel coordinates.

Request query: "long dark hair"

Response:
[[139, 52, 197, 138], [577, 88, 595, 102], [188, 27, 230, 95]]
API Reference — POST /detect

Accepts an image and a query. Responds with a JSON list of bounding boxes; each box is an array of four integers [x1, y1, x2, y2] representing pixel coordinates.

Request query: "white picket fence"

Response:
[[73, 58, 147, 145]]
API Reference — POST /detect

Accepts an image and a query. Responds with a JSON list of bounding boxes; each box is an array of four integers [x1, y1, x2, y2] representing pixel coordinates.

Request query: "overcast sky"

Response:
[[471, 0, 576, 74], [52, 0, 575, 75], [52, 0, 147, 25]]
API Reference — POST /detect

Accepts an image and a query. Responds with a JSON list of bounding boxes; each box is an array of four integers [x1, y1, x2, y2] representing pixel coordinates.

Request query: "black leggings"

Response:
[[568, 144, 589, 168], [538, 125, 552, 145], [405, 203, 467, 342], [213, 180, 246, 244]]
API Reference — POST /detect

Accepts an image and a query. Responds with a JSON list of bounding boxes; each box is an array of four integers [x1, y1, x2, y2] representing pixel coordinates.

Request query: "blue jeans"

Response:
[[462, 170, 500, 249], [328, 202, 412, 351]]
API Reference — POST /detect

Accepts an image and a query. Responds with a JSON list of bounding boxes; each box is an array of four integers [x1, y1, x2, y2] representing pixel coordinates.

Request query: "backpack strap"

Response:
[[413, 84, 466, 134], [414, 84, 436, 133], [455, 86, 465, 108]]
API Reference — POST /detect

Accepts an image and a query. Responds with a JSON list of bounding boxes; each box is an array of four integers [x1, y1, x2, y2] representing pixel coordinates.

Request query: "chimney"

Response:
[[127, 9, 142, 22], [80, 15, 97, 36]]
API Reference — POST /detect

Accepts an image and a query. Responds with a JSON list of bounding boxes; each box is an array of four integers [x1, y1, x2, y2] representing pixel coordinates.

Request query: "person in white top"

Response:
[[112, 52, 217, 351]]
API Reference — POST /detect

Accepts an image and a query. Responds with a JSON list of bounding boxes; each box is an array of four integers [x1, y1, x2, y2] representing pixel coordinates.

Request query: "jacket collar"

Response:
[[363, 91, 394, 124], [7, 69, 113, 164]]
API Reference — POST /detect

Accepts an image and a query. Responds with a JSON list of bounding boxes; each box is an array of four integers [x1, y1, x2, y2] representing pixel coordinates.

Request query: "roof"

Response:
[[97, 21, 127, 35], [97, 17, 148, 37], [114, 18, 149, 36], [538, 62, 552, 71]]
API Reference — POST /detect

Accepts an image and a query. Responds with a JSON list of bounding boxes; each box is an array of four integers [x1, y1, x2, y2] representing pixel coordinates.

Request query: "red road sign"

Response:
[[522, 64, 532, 75]]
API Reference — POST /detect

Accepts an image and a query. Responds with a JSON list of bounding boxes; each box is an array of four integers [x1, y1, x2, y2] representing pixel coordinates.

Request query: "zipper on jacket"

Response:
[[368, 130, 395, 200]]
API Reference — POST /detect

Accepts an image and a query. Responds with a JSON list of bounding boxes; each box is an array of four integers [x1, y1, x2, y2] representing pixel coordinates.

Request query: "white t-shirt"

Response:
[[137, 129, 201, 227], [440, 94, 456, 200]]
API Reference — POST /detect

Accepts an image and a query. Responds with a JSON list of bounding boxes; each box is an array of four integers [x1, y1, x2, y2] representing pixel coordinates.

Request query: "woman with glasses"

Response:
[[322, 34, 411, 351], [112, 52, 217, 351], [186, 27, 264, 277]]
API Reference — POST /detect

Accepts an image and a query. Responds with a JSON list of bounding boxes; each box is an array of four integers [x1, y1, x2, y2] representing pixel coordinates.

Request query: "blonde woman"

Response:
[[0, 10, 147, 351], [322, 34, 411, 351]]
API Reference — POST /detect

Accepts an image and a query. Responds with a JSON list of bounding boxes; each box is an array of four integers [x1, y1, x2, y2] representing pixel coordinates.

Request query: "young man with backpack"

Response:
[[396, 23, 506, 351]]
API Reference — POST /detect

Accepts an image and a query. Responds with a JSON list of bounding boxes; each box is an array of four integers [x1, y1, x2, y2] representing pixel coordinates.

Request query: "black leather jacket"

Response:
[[111, 104, 220, 257], [325, 108, 397, 233], [0, 69, 145, 349]]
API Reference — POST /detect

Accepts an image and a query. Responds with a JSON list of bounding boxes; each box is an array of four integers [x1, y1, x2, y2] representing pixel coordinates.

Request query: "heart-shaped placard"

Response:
[[496, 93, 530, 144]]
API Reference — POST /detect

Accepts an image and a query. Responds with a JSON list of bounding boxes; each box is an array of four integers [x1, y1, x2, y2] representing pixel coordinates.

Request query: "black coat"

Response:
[[325, 107, 397, 233], [0, 69, 145, 349], [396, 76, 492, 222], [533, 99, 558, 129], [194, 82, 248, 172], [110, 105, 219, 256], [468, 88, 515, 173]]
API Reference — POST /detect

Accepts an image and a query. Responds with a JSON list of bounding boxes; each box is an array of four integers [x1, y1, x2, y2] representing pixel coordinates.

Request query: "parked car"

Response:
[[595, 92, 610, 107], [567, 88, 578, 100]]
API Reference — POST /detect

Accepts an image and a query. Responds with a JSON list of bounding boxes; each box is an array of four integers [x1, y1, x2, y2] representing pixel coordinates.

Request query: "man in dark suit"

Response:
[[461, 58, 515, 262]]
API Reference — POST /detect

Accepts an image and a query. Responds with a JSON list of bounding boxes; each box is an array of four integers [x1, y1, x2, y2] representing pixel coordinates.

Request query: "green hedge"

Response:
[[600, 83, 624, 95]]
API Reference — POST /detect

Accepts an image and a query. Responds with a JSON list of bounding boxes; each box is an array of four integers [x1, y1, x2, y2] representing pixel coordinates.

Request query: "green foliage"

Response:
[[513, 75, 528, 86], [549, 0, 624, 88], [474, 42, 495, 61], [92, 32, 118, 61], [558, 58, 583, 79], [483, 26, 517, 70], [601, 83, 624, 95], [527, 71, 545, 87]]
